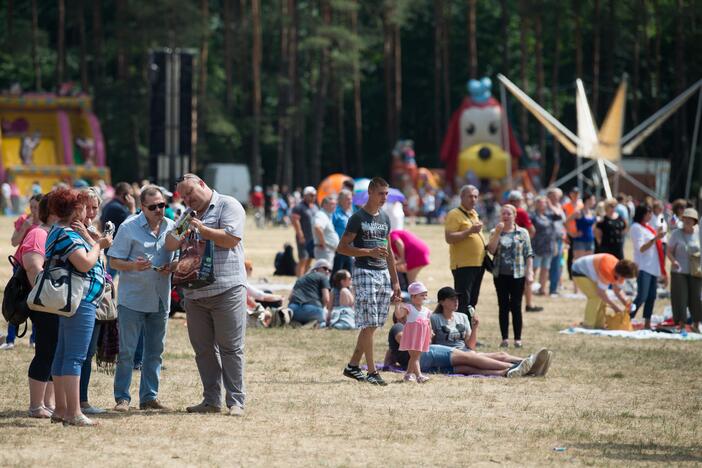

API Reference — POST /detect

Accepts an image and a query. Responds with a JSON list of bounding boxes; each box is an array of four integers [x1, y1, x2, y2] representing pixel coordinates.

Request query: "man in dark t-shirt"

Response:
[[287, 259, 332, 326], [291, 187, 319, 277], [100, 182, 136, 276], [337, 177, 401, 386]]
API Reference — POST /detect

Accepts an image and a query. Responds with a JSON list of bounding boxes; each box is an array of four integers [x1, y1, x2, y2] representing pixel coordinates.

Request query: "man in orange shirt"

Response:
[[562, 187, 583, 286], [571, 254, 638, 328]]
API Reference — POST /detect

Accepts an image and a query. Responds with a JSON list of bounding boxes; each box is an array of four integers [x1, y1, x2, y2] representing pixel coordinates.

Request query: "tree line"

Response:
[[1, 0, 700, 198]]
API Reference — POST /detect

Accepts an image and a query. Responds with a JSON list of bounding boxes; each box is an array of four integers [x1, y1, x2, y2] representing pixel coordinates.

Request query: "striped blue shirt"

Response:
[[46, 225, 105, 305]]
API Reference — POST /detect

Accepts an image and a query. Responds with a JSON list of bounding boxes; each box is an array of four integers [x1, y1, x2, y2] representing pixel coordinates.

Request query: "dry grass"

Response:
[[0, 216, 700, 467]]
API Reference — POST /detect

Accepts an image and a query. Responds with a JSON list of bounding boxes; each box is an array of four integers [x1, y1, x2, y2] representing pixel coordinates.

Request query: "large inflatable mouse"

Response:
[[440, 77, 522, 188]]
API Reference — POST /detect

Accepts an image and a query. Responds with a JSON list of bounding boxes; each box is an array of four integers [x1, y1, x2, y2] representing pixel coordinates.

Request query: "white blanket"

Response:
[[559, 327, 702, 341]]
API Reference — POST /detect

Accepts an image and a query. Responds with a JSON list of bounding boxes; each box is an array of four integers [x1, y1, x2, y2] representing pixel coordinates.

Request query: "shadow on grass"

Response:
[[572, 442, 702, 463], [0, 410, 42, 427]]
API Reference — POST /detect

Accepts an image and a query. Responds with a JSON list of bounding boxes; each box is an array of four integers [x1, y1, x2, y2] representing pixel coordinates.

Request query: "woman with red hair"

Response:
[[46, 188, 112, 427]]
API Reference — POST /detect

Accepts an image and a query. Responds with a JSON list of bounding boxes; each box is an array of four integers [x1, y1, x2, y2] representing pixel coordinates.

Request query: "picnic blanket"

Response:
[[560, 327, 702, 341], [363, 364, 502, 378]]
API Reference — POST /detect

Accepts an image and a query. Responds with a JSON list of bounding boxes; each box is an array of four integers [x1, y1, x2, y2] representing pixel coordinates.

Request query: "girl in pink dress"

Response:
[[395, 282, 433, 382]]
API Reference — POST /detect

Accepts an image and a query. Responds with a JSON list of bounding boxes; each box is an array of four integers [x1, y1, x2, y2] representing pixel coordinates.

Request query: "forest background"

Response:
[[1, 0, 701, 199]]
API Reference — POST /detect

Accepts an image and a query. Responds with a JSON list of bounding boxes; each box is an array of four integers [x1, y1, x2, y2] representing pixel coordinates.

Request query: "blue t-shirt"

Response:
[[45, 225, 105, 305], [332, 206, 352, 239], [575, 214, 596, 242]]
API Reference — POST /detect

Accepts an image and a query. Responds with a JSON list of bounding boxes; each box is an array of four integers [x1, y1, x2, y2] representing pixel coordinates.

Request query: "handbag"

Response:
[[173, 233, 216, 289], [1, 256, 31, 337], [26, 257, 85, 317], [690, 252, 702, 278], [95, 278, 118, 322]]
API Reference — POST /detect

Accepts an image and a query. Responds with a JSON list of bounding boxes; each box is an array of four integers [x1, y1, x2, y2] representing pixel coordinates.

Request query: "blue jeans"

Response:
[[549, 238, 564, 294], [134, 331, 144, 367], [51, 301, 96, 376], [288, 303, 326, 325], [79, 321, 102, 402], [632, 270, 658, 320], [113, 304, 168, 404]]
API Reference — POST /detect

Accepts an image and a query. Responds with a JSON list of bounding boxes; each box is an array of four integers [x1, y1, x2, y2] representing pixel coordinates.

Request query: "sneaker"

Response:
[[140, 399, 171, 411], [526, 348, 549, 376], [549, 292, 560, 298], [514, 341, 523, 349], [342, 364, 366, 382], [499, 340, 509, 348], [0, 343, 15, 350], [506, 355, 535, 378], [531, 350, 553, 377], [227, 405, 245, 417], [365, 372, 387, 386], [63, 414, 98, 427], [186, 402, 222, 414], [525, 305, 543, 312], [403, 373, 417, 383], [114, 400, 130, 413], [81, 405, 107, 415], [416, 374, 430, 383]]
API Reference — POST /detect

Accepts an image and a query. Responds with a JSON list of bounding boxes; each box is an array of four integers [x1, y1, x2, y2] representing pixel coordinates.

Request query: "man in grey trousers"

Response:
[[167, 174, 247, 416]]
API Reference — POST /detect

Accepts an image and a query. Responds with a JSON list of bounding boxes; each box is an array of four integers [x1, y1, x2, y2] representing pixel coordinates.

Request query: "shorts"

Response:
[[573, 240, 594, 252], [532, 255, 551, 269], [353, 268, 392, 329], [297, 239, 315, 260], [419, 345, 454, 373]]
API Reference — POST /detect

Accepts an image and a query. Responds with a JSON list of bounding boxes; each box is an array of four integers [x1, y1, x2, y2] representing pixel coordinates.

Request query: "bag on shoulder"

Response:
[[1, 256, 31, 337], [173, 233, 216, 289], [689, 252, 702, 278], [95, 279, 117, 322], [26, 257, 85, 317]]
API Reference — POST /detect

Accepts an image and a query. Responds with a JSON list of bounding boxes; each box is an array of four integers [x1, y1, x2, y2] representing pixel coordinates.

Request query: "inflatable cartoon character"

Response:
[[440, 77, 521, 187]]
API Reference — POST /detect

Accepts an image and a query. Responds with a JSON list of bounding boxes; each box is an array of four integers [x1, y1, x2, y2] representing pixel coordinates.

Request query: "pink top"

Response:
[[14, 226, 47, 268], [14, 213, 29, 231], [389, 230, 431, 271]]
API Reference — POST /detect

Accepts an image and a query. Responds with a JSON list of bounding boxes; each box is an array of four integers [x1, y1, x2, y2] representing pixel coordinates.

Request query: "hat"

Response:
[[312, 259, 331, 271], [408, 281, 428, 296], [507, 190, 523, 201], [569, 186, 581, 193], [437, 286, 458, 302], [682, 208, 699, 222], [303, 186, 317, 196]]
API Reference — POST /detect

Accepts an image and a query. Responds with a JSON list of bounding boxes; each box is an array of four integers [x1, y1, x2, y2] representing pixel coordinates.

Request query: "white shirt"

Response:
[[630, 223, 661, 277], [313, 209, 339, 262]]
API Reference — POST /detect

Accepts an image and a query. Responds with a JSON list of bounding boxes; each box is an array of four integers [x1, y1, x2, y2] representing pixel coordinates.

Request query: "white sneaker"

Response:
[[0, 343, 15, 350], [507, 354, 535, 378]]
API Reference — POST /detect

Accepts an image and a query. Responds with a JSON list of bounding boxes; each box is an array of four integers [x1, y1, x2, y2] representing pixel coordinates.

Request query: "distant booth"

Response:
[[0, 94, 110, 195]]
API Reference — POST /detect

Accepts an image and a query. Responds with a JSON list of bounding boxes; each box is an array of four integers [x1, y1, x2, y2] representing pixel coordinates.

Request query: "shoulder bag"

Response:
[[1, 256, 31, 337], [173, 232, 216, 289], [690, 252, 702, 278], [26, 257, 85, 317], [95, 278, 118, 321]]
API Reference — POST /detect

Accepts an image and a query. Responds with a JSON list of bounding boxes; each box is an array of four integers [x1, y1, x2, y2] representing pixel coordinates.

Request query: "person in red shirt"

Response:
[[507, 190, 541, 312]]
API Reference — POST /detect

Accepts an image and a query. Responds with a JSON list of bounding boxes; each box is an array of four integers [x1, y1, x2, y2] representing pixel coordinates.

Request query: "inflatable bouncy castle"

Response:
[[440, 78, 522, 190], [0, 94, 110, 194]]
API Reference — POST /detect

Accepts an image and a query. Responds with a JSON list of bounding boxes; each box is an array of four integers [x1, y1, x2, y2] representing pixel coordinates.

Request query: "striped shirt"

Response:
[[46, 225, 105, 305], [184, 191, 247, 300]]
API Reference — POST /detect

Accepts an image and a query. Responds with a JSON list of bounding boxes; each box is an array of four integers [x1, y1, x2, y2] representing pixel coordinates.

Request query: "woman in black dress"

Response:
[[595, 198, 627, 259]]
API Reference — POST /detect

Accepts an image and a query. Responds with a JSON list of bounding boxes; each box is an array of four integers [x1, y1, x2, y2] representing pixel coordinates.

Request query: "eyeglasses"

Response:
[[147, 203, 166, 211]]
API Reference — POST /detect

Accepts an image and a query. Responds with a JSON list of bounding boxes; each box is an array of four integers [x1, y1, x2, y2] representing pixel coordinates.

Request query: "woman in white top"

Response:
[[629, 204, 667, 329]]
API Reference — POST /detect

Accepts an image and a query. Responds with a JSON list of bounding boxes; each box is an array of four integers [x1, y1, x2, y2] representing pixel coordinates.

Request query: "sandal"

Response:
[[28, 406, 52, 419], [417, 374, 430, 383], [50, 414, 65, 424], [63, 414, 99, 427]]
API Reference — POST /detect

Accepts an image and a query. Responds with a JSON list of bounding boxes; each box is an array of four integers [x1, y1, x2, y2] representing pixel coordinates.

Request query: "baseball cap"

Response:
[[303, 186, 317, 196], [312, 259, 331, 271], [437, 286, 458, 301], [507, 190, 523, 201], [408, 281, 428, 296]]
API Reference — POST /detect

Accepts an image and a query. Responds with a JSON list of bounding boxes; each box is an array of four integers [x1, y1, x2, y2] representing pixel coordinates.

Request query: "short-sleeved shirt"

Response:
[[572, 253, 622, 290], [292, 202, 318, 241], [563, 200, 581, 236], [430, 313, 472, 351], [530, 211, 555, 257], [491, 226, 533, 278], [108, 212, 175, 312], [313, 210, 339, 252], [575, 214, 596, 242], [184, 191, 247, 300], [100, 198, 131, 233], [514, 207, 533, 230], [630, 223, 661, 277], [343, 208, 391, 270], [289, 271, 331, 307], [45, 225, 105, 305], [15, 226, 47, 269], [596, 216, 626, 259], [615, 204, 630, 226], [332, 206, 352, 239], [444, 207, 485, 269], [668, 227, 701, 275]]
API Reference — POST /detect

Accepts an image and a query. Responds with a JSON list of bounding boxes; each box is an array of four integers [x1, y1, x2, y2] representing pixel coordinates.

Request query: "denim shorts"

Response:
[[532, 255, 551, 269], [420, 345, 454, 373], [572, 240, 595, 252]]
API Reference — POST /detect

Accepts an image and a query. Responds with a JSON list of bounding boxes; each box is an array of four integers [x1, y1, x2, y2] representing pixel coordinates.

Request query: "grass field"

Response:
[[0, 215, 700, 467]]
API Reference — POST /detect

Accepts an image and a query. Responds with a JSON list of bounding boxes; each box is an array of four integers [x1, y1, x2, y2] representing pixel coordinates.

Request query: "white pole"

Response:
[[685, 88, 702, 199]]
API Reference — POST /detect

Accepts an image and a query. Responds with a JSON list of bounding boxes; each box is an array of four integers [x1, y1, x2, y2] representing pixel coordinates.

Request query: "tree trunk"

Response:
[[653, 0, 662, 158], [519, 5, 529, 143], [604, 0, 615, 96], [351, 0, 363, 176], [77, 0, 89, 91], [92, 0, 104, 88], [467, 0, 478, 78], [550, 5, 561, 185], [500, 0, 510, 75], [434, 0, 443, 152], [336, 74, 347, 174], [223, 0, 234, 108], [592, 0, 600, 117], [673, 0, 687, 194], [441, 0, 450, 127], [196, 0, 209, 172], [237, 0, 250, 117], [383, 4, 396, 147], [310, 0, 332, 184], [534, 12, 545, 163], [31, 0, 41, 90], [276, 0, 290, 184], [57, 0, 66, 85], [573, 0, 582, 79], [285, 0, 297, 188], [251, 0, 263, 186], [116, 0, 127, 80], [394, 20, 402, 139], [632, 0, 641, 124]]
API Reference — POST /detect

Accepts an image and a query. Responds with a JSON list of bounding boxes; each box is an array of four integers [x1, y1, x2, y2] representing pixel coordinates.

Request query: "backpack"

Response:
[[274, 243, 297, 276], [1, 256, 31, 337]]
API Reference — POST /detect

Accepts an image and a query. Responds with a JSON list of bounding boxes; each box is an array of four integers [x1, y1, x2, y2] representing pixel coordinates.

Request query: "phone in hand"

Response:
[[104, 221, 115, 236]]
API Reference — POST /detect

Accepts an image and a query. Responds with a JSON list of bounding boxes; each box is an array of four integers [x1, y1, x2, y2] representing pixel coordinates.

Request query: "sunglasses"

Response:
[[147, 203, 166, 211]]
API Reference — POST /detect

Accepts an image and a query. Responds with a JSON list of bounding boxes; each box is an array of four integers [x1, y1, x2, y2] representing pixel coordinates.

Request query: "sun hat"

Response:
[[311, 259, 331, 271], [507, 190, 523, 201], [303, 186, 317, 196], [408, 281, 428, 296], [682, 208, 699, 222], [437, 286, 458, 302]]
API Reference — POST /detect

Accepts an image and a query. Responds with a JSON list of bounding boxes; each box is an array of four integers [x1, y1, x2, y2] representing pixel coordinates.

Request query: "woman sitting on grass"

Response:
[[327, 269, 356, 330]]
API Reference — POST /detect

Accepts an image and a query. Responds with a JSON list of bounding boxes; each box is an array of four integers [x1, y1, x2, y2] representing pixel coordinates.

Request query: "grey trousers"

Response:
[[183, 285, 247, 408], [670, 272, 702, 324]]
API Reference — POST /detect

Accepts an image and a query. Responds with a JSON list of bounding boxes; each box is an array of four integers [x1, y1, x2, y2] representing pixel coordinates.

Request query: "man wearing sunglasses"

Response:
[[108, 185, 176, 413]]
